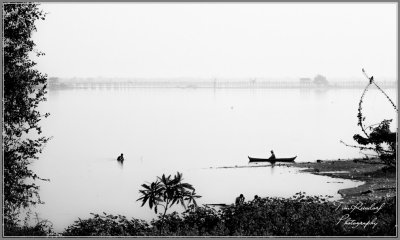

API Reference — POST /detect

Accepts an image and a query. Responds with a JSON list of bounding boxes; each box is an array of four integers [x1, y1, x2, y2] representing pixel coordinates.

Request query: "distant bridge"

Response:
[[48, 80, 397, 89]]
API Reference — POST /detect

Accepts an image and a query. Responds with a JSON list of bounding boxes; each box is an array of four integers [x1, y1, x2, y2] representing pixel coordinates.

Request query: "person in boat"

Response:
[[235, 194, 245, 205], [117, 153, 124, 162], [269, 150, 276, 160]]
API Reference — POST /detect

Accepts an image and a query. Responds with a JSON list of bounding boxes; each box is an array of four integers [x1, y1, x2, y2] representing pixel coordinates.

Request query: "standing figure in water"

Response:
[[117, 153, 124, 162]]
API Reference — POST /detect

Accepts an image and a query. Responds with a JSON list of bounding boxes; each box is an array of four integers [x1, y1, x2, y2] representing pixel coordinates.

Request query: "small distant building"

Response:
[[313, 74, 329, 86]]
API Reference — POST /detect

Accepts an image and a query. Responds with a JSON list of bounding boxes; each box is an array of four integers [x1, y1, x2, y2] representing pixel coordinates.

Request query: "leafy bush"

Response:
[[4, 218, 54, 236], [220, 193, 342, 236], [150, 205, 224, 236], [353, 119, 397, 167], [181, 204, 224, 235], [63, 213, 150, 236], [62, 194, 396, 236]]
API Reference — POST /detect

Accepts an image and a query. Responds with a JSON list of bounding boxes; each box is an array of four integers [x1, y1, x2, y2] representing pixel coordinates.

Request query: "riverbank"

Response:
[[289, 158, 396, 202]]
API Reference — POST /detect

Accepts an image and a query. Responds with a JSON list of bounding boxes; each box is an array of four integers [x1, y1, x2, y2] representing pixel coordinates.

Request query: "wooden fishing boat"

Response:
[[248, 156, 297, 163]]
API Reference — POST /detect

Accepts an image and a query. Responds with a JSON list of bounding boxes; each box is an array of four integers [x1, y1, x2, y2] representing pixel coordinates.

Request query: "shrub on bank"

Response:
[[63, 213, 151, 236], [4, 219, 54, 236], [220, 193, 343, 236], [61, 194, 396, 236], [150, 204, 225, 235]]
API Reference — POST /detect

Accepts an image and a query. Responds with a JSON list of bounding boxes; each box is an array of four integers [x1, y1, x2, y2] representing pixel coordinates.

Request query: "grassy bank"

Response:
[[8, 196, 395, 236], [60, 194, 395, 236], [290, 159, 396, 202]]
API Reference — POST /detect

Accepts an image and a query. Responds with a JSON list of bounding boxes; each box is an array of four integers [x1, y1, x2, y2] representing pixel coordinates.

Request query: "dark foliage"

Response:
[[137, 172, 201, 234], [353, 119, 396, 167], [63, 194, 396, 236], [63, 213, 151, 236], [3, 3, 50, 233], [342, 69, 397, 168], [137, 172, 201, 213], [4, 219, 54, 236], [219, 193, 342, 236], [181, 204, 223, 235]]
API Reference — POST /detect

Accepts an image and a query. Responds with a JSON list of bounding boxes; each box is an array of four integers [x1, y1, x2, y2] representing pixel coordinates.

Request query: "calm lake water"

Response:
[[31, 87, 396, 232]]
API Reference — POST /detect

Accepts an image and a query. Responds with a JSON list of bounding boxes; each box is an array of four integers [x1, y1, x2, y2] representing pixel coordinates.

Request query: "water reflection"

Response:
[[117, 159, 124, 168], [314, 88, 329, 99], [270, 162, 275, 174], [117, 153, 124, 168]]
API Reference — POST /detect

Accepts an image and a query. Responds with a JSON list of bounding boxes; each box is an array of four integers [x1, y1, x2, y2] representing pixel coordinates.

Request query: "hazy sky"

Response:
[[32, 3, 397, 80]]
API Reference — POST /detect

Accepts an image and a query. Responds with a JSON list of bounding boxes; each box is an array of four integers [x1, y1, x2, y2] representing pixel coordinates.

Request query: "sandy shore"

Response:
[[288, 158, 396, 202]]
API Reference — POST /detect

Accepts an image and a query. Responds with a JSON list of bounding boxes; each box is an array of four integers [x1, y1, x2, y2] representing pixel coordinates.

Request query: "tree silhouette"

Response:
[[137, 172, 201, 234], [3, 3, 49, 228], [341, 69, 397, 167]]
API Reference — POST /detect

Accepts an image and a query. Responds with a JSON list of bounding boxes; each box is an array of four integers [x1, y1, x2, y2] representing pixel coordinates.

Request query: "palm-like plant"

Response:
[[137, 180, 163, 213], [137, 172, 201, 234]]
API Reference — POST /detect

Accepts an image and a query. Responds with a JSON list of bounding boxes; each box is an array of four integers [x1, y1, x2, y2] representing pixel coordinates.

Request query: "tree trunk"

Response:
[[159, 202, 169, 235]]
